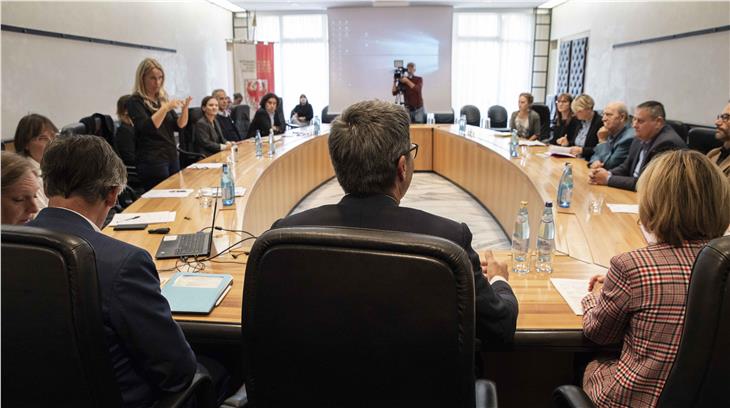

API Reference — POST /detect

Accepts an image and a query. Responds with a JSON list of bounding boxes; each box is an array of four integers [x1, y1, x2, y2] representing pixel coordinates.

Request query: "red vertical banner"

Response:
[[256, 42, 275, 94]]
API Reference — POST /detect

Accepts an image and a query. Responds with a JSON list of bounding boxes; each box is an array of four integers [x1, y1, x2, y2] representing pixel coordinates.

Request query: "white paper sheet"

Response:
[[548, 146, 576, 158], [187, 162, 224, 169], [199, 187, 247, 197], [109, 211, 176, 226], [141, 189, 194, 198], [550, 278, 590, 315], [606, 203, 639, 214], [518, 139, 546, 146]]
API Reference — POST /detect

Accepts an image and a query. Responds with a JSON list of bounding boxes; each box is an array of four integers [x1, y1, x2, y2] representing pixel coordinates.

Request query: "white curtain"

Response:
[[452, 11, 534, 116], [254, 14, 329, 119]]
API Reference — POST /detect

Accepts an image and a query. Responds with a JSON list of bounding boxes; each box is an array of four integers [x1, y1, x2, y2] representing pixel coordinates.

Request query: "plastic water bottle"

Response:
[[220, 164, 235, 206], [268, 128, 276, 157], [536, 202, 555, 273], [313, 115, 321, 135], [458, 114, 467, 135], [510, 129, 519, 158], [556, 163, 574, 208], [511, 200, 530, 274], [255, 130, 263, 158]]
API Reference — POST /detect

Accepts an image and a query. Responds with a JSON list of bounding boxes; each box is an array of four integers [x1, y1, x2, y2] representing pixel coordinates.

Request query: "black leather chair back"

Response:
[[231, 104, 251, 137], [180, 107, 203, 151], [532, 104, 551, 139], [687, 127, 721, 155], [243, 226, 477, 407], [434, 108, 455, 124], [487, 105, 508, 128], [321, 105, 338, 124], [656, 236, 730, 407], [60, 122, 88, 137], [1, 225, 122, 407], [666, 119, 688, 143], [460, 105, 481, 126]]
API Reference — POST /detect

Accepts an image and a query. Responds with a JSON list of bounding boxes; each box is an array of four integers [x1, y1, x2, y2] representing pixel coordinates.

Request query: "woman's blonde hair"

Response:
[[133, 58, 168, 112], [637, 150, 730, 247], [571, 94, 594, 113], [1, 151, 39, 193]]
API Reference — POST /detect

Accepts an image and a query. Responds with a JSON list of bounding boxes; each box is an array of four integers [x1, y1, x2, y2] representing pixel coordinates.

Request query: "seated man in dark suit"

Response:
[[589, 100, 686, 191], [27, 135, 198, 407], [213, 88, 244, 142], [272, 100, 519, 344]]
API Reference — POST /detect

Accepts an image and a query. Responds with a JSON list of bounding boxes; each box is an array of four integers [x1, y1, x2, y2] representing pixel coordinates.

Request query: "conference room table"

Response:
[[104, 124, 645, 349]]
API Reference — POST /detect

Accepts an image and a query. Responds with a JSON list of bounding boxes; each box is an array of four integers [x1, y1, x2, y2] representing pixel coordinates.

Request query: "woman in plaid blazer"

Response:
[[580, 150, 730, 407]]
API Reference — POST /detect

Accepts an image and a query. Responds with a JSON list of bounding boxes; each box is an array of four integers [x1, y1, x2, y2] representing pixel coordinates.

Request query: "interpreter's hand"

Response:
[[182, 96, 193, 109], [569, 146, 583, 156], [164, 99, 184, 112], [589, 160, 604, 169], [481, 250, 509, 282], [597, 126, 609, 143], [556, 136, 568, 146], [589, 168, 610, 185], [588, 274, 605, 295]]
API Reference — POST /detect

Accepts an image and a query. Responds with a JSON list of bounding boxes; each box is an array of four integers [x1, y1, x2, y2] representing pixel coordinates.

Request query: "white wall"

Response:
[[550, 0, 730, 125], [1, 1, 232, 141]]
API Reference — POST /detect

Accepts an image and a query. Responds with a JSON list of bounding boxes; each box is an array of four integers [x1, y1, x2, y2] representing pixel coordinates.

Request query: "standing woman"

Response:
[[193, 96, 232, 157], [13, 113, 57, 208], [127, 58, 192, 191], [550, 93, 577, 144], [247, 93, 285, 139], [509, 92, 541, 140], [290, 94, 314, 126]]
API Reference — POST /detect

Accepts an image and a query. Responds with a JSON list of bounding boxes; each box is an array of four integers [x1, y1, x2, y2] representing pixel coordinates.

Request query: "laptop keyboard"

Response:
[[175, 232, 208, 255]]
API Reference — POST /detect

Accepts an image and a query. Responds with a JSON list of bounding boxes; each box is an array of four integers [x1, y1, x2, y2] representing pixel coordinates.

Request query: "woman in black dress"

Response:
[[290, 94, 314, 126], [247, 92, 285, 139]]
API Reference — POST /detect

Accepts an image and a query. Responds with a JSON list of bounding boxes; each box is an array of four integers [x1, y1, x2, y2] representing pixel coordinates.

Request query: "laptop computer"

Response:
[[155, 193, 218, 260]]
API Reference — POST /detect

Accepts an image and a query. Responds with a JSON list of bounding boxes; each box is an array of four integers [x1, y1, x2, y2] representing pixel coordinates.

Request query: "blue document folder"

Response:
[[161, 273, 233, 314]]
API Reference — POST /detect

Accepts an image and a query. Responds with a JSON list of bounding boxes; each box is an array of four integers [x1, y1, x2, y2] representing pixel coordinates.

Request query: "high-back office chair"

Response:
[[487, 105, 508, 128], [321, 105, 338, 123], [434, 108, 455, 124], [687, 127, 721, 154], [60, 122, 87, 137], [242, 227, 497, 408], [179, 107, 205, 167], [665, 119, 688, 143], [531, 103, 551, 140], [460, 105, 481, 126], [552, 235, 730, 408], [231, 104, 251, 137], [1, 225, 214, 408]]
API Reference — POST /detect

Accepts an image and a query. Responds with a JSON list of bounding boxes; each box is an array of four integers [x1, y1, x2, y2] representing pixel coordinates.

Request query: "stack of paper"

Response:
[[109, 211, 176, 226], [550, 278, 589, 315], [187, 162, 224, 169], [548, 146, 576, 158], [199, 187, 247, 197], [518, 139, 546, 146], [606, 204, 639, 214], [141, 189, 194, 198]]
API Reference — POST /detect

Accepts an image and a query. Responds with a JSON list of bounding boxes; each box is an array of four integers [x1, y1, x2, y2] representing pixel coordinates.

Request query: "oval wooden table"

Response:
[[104, 124, 645, 349]]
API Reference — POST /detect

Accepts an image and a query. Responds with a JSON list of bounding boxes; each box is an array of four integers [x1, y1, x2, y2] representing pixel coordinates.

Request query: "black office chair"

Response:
[[231, 104, 251, 138], [243, 227, 497, 408], [434, 108, 455, 124], [532, 103, 551, 141], [460, 105, 481, 126], [1, 225, 215, 408], [321, 105, 338, 124], [687, 127, 721, 155], [553, 235, 730, 408], [179, 107, 205, 167], [487, 105, 508, 128], [60, 122, 87, 137], [666, 119, 688, 143]]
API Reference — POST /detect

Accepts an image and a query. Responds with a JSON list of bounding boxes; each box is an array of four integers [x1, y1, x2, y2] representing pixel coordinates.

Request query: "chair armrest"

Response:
[[155, 371, 215, 408], [221, 383, 248, 407], [475, 379, 498, 408], [552, 385, 595, 408]]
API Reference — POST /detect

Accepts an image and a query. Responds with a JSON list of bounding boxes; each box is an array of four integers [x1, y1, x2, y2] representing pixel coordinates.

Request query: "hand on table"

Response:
[[588, 274, 605, 295], [589, 168, 610, 185], [481, 250, 509, 282]]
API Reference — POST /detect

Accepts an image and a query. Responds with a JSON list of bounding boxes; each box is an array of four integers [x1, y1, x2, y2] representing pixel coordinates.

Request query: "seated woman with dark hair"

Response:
[[549, 93, 578, 144], [290, 94, 314, 126], [1, 151, 41, 224], [247, 92, 285, 139], [115, 94, 136, 166], [581, 150, 730, 407], [509, 92, 541, 140], [193, 96, 232, 157], [13, 113, 57, 207]]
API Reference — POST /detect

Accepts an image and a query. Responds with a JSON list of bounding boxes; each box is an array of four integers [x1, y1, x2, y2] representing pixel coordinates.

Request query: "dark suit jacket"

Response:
[[28, 208, 197, 407], [567, 110, 602, 160], [247, 108, 285, 139], [608, 124, 686, 191], [272, 193, 519, 345], [193, 116, 226, 157]]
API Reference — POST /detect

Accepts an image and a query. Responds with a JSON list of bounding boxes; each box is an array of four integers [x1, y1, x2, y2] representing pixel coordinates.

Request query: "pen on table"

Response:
[[215, 284, 233, 307], [122, 215, 140, 222]]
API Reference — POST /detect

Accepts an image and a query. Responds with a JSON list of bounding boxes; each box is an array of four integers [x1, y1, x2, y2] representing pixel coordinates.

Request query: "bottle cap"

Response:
[[520, 200, 528, 207]]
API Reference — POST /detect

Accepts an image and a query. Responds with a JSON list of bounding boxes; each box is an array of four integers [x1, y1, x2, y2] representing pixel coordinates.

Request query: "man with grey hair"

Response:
[[589, 100, 686, 191], [588, 101, 635, 170], [213, 88, 244, 141], [272, 100, 518, 344], [27, 135, 198, 406]]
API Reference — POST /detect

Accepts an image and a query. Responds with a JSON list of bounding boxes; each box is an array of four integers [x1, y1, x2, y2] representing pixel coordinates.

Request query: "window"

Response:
[[254, 13, 329, 120], [452, 11, 534, 115]]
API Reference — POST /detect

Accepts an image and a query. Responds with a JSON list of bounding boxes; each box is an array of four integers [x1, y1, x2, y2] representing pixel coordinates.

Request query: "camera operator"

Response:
[[391, 62, 425, 124]]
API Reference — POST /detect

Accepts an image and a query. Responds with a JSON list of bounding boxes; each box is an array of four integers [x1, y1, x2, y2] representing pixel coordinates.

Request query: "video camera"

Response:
[[393, 60, 408, 81]]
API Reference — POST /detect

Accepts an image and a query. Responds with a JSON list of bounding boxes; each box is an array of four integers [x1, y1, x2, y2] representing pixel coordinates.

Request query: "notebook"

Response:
[[161, 273, 234, 314], [155, 192, 218, 260]]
